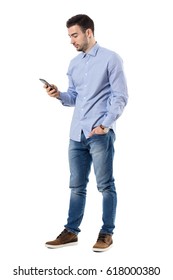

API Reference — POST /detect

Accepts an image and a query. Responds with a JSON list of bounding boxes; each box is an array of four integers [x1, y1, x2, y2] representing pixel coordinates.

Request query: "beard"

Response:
[[75, 38, 88, 52]]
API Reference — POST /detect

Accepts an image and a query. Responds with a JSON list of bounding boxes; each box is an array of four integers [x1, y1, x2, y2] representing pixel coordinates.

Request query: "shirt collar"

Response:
[[82, 43, 99, 58]]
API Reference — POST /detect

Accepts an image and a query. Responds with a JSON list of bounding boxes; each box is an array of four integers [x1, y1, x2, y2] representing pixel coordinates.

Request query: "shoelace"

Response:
[[97, 234, 107, 243], [56, 229, 68, 239]]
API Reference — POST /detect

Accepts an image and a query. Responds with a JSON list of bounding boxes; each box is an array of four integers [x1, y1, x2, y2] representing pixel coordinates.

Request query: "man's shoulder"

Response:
[[98, 45, 122, 60]]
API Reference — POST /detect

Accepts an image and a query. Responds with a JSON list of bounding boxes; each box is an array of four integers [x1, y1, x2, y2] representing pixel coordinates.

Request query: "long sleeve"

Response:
[[102, 54, 128, 127]]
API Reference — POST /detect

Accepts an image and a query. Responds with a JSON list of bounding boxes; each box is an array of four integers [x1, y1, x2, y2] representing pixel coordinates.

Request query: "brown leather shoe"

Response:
[[45, 229, 78, 249], [93, 233, 113, 252]]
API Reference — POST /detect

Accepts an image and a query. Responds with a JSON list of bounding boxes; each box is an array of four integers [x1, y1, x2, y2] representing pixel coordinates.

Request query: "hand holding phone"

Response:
[[39, 78, 60, 98]]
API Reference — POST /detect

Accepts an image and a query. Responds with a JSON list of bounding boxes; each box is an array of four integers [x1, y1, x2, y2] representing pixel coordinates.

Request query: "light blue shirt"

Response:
[[59, 43, 128, 141]]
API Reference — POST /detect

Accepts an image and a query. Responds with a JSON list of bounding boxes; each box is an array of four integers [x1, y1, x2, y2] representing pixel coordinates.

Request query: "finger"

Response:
[[48, 90, 58, 98], [46, 86, 53, 93], [88, 130, 95, 137], [50, 88, 57, 94]]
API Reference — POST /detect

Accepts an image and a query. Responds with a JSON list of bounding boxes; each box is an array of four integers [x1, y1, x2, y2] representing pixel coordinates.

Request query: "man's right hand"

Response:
[[44, 84, 60, 98]]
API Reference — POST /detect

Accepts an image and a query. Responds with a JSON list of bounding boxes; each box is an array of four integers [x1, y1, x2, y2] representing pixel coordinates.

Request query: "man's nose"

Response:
[[70, 37, 75, 44]]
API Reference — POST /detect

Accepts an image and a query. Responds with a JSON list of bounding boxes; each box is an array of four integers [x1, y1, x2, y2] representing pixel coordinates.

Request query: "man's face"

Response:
[[68, 25, 90, 52]]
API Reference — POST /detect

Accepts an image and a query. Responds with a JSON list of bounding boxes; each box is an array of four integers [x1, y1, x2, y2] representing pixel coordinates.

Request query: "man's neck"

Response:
[[85, 40, 96, 53]]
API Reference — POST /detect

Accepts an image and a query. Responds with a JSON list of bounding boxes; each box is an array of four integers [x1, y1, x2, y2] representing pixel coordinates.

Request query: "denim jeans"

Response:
[[65, 130, 117, 235]]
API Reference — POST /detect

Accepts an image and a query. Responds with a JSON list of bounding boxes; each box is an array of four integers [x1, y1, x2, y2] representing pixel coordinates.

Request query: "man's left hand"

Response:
[[88, 126, 106, 137]]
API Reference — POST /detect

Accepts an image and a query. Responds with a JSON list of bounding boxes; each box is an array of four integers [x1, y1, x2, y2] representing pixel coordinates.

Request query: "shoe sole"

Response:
[[92, 244, 113, 252], [45, 241, 78, 249]]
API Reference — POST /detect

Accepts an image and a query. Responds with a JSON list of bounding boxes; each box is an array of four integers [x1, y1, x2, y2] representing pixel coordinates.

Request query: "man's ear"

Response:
[[86, 28, 93, 38]]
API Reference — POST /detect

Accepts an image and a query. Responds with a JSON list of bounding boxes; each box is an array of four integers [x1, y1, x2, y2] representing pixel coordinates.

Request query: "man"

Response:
[[44, 14, 128, 252]]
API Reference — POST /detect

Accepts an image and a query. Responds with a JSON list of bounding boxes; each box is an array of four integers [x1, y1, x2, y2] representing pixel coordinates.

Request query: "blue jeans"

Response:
[[65, 130, 117, 235]]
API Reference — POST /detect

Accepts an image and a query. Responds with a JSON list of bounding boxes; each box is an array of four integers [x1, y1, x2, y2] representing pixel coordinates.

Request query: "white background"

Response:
[[0, 0, 172, 279]]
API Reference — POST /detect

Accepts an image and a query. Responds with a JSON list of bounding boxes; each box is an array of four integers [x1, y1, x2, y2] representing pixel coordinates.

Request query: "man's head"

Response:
[[66, 14, 94, 34], [66, 14, 96, 53]]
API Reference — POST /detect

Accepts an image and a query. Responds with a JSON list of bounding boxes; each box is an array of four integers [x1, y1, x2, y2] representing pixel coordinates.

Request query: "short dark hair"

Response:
[[66, 14, 94, 35]]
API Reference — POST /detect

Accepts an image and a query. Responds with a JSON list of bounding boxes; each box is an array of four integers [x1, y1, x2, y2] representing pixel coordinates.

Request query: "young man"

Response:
[[44, 14, 128, 252]]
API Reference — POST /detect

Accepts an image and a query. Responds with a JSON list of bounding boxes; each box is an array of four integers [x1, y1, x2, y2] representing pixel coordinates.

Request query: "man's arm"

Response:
[[102, 55, 128, 127], [44, 74, 77, 107]]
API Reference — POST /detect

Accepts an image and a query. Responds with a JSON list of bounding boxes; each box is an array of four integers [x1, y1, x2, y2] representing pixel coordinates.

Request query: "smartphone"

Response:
[[39, 78, 53, 88]]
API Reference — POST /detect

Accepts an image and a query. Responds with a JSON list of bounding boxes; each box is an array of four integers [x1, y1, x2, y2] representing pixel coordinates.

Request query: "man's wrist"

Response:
[[56, 91, 61, 99], [100, 125, 110, 133]]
